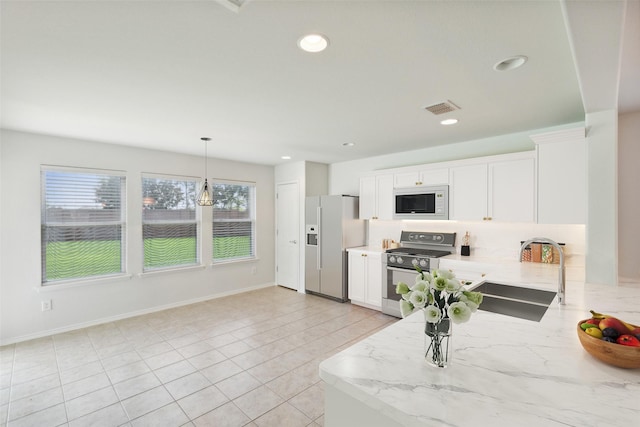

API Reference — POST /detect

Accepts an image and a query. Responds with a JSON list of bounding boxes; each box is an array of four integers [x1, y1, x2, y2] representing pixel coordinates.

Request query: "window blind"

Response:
[[41, 167, 126, 283], [212, 181, 256, 261], [142, 175, 199, 271]]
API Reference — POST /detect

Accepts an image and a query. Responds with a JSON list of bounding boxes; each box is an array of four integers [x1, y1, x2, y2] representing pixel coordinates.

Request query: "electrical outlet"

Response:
[[251, 266, 257, 275], [41, 300, 52, 311]]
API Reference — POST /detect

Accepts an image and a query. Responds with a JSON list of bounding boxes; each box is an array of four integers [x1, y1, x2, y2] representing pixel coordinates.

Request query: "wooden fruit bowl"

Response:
[[577, 320, 640, 369]]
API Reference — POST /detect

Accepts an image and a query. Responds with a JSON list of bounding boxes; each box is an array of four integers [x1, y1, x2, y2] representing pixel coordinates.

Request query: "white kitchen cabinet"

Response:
[[359, 174, 393, 220], [394, 168, 449, 188], [449, 155, 536, 222], [348, 250, 383, 310], [488, 158, 536, 222], [449, 164, 488, 221], [532, 128, 586, 224]]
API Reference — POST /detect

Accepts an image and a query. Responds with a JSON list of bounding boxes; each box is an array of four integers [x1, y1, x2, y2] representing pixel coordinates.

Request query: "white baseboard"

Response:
[[619, 276, 640, 285], [1, 282, 276, 346]]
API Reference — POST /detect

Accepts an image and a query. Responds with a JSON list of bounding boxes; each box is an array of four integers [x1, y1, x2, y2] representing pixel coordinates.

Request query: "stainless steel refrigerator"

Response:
[[305, 195, 366, 302]]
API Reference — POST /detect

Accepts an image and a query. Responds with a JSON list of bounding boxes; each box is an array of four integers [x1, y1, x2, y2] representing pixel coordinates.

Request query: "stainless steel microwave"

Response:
[[393, 185, 449, 220]]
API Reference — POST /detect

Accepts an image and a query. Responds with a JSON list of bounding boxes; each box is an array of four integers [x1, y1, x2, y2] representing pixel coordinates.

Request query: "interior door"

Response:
[[276, 182, 300, 290]]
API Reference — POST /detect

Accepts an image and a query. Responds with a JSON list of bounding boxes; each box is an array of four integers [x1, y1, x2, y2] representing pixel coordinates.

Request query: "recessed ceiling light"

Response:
[[298, 34, 329, 53], [493, 55, 528, 71], [281, 155, 291, 160], [342, 142, 355, 147], [440, 119, 458, 125]]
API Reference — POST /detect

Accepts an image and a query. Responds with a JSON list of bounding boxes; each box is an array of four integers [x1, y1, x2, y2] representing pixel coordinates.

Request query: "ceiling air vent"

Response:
[[215, 0, 250, 13], [424, 100, 460, 115]]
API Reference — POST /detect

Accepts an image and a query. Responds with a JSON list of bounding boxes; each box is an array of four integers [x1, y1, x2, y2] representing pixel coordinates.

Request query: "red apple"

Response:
[[586, 318, 600, 325], [599, 317, 630, 336], [616, 335, 640, 347]]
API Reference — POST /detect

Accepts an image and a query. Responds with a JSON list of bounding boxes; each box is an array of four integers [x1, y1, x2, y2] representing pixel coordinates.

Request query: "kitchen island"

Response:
[[319, 259, 640, 426]]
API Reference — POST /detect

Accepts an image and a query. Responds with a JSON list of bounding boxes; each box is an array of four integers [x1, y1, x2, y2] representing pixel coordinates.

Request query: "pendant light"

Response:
[[197, 137, 214, 206]]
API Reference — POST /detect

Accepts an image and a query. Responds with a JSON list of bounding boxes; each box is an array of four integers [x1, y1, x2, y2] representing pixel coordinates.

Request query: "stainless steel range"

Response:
[[382, 231, 456, 318]]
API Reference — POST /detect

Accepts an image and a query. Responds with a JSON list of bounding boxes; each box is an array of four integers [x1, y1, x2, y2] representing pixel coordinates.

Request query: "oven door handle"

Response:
[[386, 266, 420, 273]]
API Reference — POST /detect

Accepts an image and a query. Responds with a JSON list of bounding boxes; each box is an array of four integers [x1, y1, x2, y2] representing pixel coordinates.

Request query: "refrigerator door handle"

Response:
[[317, 206, 322, 269]]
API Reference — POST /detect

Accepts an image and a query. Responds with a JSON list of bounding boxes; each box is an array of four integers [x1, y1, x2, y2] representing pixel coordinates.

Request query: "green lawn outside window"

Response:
[[44, 236, 252, 280], [44, 240, 122, 281]]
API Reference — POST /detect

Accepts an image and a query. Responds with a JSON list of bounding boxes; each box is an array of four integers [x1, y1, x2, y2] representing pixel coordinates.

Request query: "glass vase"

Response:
[[425, 318, 452, 368]]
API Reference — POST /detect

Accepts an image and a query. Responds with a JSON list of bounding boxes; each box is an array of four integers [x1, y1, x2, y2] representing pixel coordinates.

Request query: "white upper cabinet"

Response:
[[360, 151, 538, 223], [359, 174, 394, 220], [450, 153, 536, 222], [532, 128, 586, 224], [449, 164, 488, 220], [488, 158, 536, 222], [394, 168, 449, 188]]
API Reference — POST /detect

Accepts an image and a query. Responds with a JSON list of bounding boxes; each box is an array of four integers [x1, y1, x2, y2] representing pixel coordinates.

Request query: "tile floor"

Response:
[[0, 286, 397, 426]]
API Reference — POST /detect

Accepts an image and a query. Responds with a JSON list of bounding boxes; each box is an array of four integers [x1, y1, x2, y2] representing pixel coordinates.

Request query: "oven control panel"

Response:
[[401, 231, 456, 246], [386, 255, 437, 270]]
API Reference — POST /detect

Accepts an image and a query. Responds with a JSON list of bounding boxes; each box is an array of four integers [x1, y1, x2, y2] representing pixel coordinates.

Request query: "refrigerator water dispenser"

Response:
[[306, 225, 318, 246]]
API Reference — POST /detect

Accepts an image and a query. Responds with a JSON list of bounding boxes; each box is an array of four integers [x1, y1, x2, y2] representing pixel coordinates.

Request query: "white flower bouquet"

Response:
[[396, 267, 483, 367], [395, 267, 483, 323]]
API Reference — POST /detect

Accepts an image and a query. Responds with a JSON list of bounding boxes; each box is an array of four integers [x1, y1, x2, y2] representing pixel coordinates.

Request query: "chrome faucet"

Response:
[[519, 238, 566, 305]]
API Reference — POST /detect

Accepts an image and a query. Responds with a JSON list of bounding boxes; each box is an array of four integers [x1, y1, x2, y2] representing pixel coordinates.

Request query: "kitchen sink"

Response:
[[471, 282, 557, 322]]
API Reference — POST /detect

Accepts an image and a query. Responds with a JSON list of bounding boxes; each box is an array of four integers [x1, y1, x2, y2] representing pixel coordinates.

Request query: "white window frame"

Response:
[[211, 179, 257, 263], [40, 165, 127, 285], [141, 173, 201, 272]]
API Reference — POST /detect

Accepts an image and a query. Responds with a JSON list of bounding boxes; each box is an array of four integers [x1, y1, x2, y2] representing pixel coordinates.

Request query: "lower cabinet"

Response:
[[348, 250, 383, 310]]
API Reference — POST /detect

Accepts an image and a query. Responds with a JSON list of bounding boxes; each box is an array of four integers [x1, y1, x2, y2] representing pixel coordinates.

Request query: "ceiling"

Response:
[[1, 0, 638, 166]]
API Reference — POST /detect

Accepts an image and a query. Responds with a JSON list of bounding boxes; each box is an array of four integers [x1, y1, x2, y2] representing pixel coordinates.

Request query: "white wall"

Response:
[[305, 162, 329, 197], [585, 110, 618, 285], [618, 111, 640, 282], [0, 129, 275, 345]]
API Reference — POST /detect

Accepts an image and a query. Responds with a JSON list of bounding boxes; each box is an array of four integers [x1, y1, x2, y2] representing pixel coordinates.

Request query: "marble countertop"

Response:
[[319, 260, 640, 426]]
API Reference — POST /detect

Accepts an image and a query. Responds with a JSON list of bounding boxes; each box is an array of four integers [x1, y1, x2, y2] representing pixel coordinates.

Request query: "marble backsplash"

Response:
[[367, 220, 585, 266]]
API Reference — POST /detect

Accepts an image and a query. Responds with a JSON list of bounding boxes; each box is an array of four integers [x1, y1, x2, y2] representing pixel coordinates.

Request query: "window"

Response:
[[41, 167, 126, 284], [142, 175, 199, 271], [212, 181, 256, 262]]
